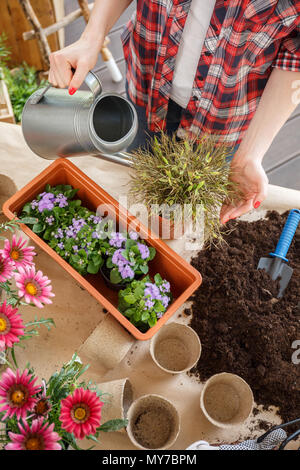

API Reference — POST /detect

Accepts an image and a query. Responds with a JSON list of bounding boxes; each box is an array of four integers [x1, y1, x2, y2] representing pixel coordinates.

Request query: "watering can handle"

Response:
[[30, 69, 102, 105], [72, 68, 102, 98]]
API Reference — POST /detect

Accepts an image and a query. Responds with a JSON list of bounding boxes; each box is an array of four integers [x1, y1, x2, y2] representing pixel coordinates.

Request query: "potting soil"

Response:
[[132, 408, 172, 449], [188, 210, 300, 424]]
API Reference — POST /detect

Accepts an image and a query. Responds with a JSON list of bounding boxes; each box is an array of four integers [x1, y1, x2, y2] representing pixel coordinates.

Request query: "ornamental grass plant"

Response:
[[129, 132, 237, 242]]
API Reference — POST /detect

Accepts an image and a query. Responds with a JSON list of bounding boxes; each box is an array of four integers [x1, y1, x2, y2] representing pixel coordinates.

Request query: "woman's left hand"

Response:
[[220, 157, 269, 224]]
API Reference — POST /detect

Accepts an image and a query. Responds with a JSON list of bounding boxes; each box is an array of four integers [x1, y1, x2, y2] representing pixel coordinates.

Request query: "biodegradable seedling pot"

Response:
[[3, 159, 202, 340], [97, 378, 133, 432], [127, 394, 180, 449], [150, 322, 201, 374], [0, 174, 17, 208], [200, 372, 254, 428], [78, 314, 135, 370]]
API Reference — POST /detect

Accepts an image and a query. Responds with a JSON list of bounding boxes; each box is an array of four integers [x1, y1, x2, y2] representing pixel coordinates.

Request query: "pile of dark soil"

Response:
[[188, 211, 299, 424]]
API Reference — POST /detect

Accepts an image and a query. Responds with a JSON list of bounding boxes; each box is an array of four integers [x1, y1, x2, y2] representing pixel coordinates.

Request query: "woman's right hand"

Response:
[[48, 37, 103, 94]]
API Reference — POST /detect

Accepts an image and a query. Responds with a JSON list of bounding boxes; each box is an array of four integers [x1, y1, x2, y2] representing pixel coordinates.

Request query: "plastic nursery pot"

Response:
[[127, 394, 180, 450], [99, 264, 126, 292], [149, 213, 185, 240], [200, 373, 254, 428], [149, 322, 201, 374], [78, 314, 135, 371], [97, 378, 133, 433], [2, 158, 202, 340], [99, 263, 143, 292]]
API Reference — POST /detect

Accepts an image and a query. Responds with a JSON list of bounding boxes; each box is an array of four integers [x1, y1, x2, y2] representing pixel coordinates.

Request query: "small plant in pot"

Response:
[[100, 230, 156, 290], [129, 132, 236, 241], [118, 274, 172, 332], [21, 184, 106, 276]]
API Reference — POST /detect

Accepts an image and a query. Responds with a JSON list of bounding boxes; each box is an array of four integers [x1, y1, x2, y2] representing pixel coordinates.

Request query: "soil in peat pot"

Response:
[[132, 408, 172, 449], [187, 211, 300, 424]]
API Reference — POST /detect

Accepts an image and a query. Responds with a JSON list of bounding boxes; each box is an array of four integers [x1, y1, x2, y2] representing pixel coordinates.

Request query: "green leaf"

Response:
[[98, 419, 128, 433], [17, 216, 38, 225], [110, 268, 122, 284], [87, 261, 100, 274], [32, 222, 44, 234], [124, 293, 136, 304], [139, 264, 148, 274], [148, 246, 156, 260]]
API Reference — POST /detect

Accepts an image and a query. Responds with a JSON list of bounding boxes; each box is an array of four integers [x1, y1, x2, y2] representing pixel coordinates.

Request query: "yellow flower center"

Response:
[[25, 282, 37, 296], [11, 390, 25, 405], [0, 318, 7, 332], [25, 437, 42, 450], [11, 249, 20, 260], [74, 407, 86, 421]]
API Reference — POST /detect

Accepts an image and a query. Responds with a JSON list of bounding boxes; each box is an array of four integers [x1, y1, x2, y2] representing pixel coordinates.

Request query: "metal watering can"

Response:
[[22, 71, 137, 167]]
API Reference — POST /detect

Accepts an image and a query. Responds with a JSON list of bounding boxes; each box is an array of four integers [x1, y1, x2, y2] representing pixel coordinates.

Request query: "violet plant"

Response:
[[102, 230, 156, 286], [118, 274, 172, 331], [21, 185, 106, 275]]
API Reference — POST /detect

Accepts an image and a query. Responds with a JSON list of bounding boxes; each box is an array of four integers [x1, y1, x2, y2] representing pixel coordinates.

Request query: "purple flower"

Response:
[[92, 231, 100, 239], [161, 295, 170, 308], [73, 245, 79, 253], [56, 228, 64, 239], [58, 242, 64, 250], [137, 242, 150, 260], [119, 265, 134, 280], [38, 200, 54, 213], [145, 298, 154, 309], [109, 232, 126, 248], [31, 200, 39, 209], [129, 231, 139, 241], [144, 283, 161, 300], [55, 194, 68, 208], [112, 249, 128, 267], [37, 192, 55, 212], [45, 215, 55, 225], [160, 281, 171, 293]]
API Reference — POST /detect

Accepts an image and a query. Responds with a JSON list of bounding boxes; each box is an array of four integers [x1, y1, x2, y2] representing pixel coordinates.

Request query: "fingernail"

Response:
[[254, 201, 261, 209], [69, 87, 77, 95]]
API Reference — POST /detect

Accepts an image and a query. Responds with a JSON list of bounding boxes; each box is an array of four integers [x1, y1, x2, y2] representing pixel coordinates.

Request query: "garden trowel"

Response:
[[257, 209, 300, 298]]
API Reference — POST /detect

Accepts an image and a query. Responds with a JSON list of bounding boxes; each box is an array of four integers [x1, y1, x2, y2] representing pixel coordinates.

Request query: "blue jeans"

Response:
[[126, 86, 239, 162]]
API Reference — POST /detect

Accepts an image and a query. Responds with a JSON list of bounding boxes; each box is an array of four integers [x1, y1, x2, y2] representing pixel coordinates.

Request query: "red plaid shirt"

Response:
[[121, 0, 300, 145]]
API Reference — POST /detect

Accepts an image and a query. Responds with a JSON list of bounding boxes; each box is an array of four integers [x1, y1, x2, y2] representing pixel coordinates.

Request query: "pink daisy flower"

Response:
[[0, 235, 36, 269], [0, 368, 41, 420], [27, 380, 52, 420], [60, 388, 103, 440], [5, 418, 61, 450], [0, 254, 14, 283], [0, 301, 25, 348], [14, 266, 55, 308]]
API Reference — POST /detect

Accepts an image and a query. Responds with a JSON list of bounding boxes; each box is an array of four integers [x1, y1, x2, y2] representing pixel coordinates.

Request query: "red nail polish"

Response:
[[254, 201, 261, 209], [69, 87, 77, 95]]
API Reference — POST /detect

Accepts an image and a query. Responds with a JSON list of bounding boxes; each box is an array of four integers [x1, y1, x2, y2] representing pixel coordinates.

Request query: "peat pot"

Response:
[[127, 394, 180, 449], [200, 372, 254, 428]]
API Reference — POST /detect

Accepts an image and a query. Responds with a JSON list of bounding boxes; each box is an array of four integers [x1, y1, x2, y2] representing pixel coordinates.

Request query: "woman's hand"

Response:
[[48, 36, 104, 94], [220, 157, 268, 223]]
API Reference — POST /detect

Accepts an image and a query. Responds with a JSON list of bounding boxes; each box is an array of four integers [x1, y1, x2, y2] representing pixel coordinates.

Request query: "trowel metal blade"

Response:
[[257, 257, 293, 298]]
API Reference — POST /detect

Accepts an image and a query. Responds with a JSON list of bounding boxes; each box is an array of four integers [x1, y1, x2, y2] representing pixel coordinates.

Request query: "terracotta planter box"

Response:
[[3, 159, 202, 340]]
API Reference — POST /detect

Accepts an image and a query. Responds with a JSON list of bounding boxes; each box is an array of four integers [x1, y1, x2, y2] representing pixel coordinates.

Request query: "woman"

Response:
[[48, 0, 300, 223]]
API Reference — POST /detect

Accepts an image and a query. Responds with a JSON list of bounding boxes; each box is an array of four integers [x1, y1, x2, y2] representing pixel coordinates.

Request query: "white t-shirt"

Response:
[[170, 0, 216, 108]]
